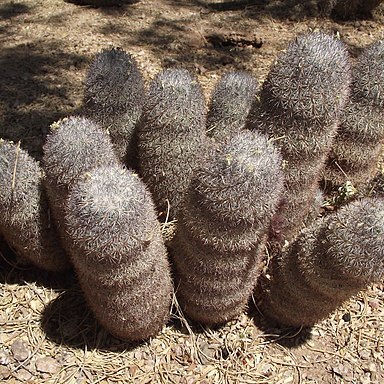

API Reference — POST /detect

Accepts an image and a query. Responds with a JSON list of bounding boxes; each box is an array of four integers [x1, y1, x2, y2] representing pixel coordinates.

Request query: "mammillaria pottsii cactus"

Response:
[[0, 140, 69, 271], [171, 131, 284, 325], [258, 197, 384, 327], [248, 32, 351, 244], [324, 40, 384, 189], [83, 48, 145, 165], [65, 164, 173, 341], [138, 68, 207, 219], [206, 71, 258, 140], [42, 116, 117, 252]]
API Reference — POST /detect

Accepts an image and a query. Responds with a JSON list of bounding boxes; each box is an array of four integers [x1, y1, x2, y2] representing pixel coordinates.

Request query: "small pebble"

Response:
[[35, 356, 60, 374], [342, 312, 351, 322], [14, 368, 32, 381], [368, 299, 380, 310], [11, 339, 30, 362], [0, 366, 11, 380], [0, 349, 11, 365]]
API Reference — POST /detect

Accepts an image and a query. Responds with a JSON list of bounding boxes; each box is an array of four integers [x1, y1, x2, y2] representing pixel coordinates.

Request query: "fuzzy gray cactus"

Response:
[[137, 68, 207, 220], [171, 131, 284, 325], [65, 164, 173, 341], [324, 40, 384, 189], [83, 48, 145, 165], [206, 71, 258, 140], [42, 116, 117, 252], [0, 140, 69, 271], [248, 32, 351, 244], [258, 197, 384, 327]]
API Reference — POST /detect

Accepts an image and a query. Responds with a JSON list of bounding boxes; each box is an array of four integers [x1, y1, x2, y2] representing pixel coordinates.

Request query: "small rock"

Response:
[[197, 341, 216, 364], [342, 312, 351, 322], [368, 299, 380, 310], [14, 368, 32, 381], [360, 372, 371, 384], [129, 365, 137, 376], [30, 299, 42, 312], [180, 377, 196, 384], [0, 333, 6, 345], [35, 356, 60, 374], [0, 366, 11, 380], [261, 363, 274, 376], [0, 349, 11, 365], [11, 339, 30, 362], [358, 349, 371, 360], [332, 364, 354, 381]]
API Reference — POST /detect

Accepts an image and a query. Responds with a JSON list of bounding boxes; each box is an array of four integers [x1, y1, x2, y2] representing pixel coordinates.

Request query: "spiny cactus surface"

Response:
[[66, 164, 173, 341], [138, 68, 207, 219], [248, 31, 351, 244], [83, 48, 145, 165], [259, 197, 384, 327], [206, 71, 258, 140], [42, 116, 117, 252], [324, 40, 384, 188], [0, 140, 69, 271], [171, 131, 284, 325]]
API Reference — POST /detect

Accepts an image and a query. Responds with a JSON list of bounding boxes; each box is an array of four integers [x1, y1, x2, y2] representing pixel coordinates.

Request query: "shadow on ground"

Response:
[[121, 16, 259, 73], [40, 283, 144, 352], [0, 237, 75, 289], [248, 293, 313, 348], [171, 0, 383, 20], [0, 42, 87, 160]]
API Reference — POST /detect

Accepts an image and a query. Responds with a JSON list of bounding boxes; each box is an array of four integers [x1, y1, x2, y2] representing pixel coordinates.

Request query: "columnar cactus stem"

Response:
[[138, 68, 207, 219], [248, 32, 351, 244], [324, 40, 384, 189], [259, 197, 384, 327], [42, 116, 117, 252], [171, 131, 284, 325], [83, 48, 145, 165], [65, 164, 173, 341], [206, 71, 258, 140], [0, 140, 69, 271]]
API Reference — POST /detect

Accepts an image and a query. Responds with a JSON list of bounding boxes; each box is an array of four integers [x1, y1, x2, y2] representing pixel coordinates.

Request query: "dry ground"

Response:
[[0, 0, 384, 383]]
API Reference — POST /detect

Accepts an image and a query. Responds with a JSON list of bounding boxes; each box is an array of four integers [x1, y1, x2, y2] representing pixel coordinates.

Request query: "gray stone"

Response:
[[35, 356, 60, 374], [11, 339, 30, 362]]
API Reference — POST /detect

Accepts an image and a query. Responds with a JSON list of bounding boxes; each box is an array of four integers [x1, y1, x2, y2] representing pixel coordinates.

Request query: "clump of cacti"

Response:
[[247, 31, 351, 244], [206, 71, 258, 140], [324, 40, 384, 189], [0, 140, 69, 271], [138, 68, 207, 220], [258, 197, 384, 327], [83, 48, 145, 165], [42, 116, 117, 252], [65, 163, 173, 341], [171, 131, 284, 325], [3, 30, 384, 340]]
